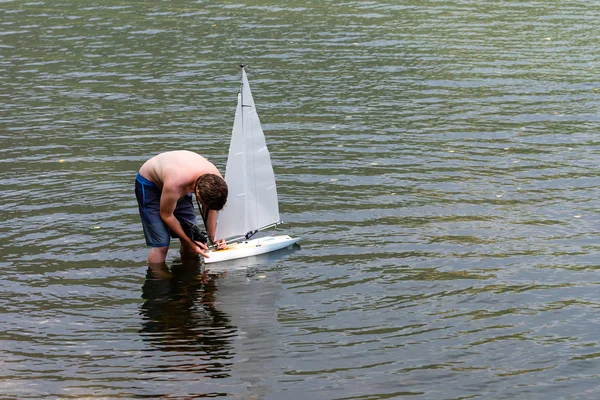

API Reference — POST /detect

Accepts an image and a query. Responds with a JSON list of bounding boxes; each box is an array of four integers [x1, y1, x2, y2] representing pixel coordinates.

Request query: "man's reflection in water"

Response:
[[139, 258, 236, 377]]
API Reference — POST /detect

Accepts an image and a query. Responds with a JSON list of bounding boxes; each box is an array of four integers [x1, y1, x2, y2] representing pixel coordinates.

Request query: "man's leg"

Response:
[[148, 246, 169, 264], [136, 176, 171, 263], [180, 242, 199, 259]]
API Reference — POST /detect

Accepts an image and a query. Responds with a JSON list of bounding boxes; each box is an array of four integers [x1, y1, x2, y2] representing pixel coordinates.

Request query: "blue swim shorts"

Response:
[[135, 173, 198, 247]]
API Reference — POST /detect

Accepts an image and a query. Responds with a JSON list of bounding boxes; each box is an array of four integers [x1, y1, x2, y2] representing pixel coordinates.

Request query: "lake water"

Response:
[[2, 0, 600, 398]]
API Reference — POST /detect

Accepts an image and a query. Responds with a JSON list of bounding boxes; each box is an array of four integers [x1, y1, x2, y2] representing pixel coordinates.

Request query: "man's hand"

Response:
[[191, 240, 209, 258], [215, 239, 227, 250]]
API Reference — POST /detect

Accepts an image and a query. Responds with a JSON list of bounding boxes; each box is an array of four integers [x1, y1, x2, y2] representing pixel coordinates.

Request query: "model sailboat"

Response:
[[204, 66, 300, 264]]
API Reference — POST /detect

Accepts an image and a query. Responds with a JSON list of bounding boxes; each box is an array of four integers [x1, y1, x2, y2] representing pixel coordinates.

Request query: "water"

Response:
[[2, 0, 600, 398]]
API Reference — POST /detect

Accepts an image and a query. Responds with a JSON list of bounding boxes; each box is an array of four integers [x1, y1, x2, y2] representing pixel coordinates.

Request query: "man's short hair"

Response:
[[195, 174, 228, 210]]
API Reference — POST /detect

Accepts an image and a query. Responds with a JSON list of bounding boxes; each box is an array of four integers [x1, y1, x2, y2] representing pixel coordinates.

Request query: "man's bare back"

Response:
[[139, 150, 221, 196]]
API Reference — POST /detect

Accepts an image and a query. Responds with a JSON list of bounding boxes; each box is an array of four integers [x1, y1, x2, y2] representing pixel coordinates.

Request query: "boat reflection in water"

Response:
[[137, 245, 298, 397], [139, 259, 236, 378]]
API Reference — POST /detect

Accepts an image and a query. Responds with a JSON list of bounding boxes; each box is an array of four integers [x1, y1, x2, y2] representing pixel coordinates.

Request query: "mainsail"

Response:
[[214, 68, 280, 241]]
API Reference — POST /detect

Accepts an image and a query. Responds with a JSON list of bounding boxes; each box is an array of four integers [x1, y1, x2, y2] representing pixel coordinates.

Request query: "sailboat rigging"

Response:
[[204, 66, 299, 264]]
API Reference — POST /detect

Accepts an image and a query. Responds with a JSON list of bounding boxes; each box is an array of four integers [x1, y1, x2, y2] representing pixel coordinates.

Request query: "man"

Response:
[[135, 150, 228, 264]]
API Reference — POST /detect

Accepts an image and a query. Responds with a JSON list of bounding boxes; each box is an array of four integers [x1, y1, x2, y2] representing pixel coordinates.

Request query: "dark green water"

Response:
[[2, 1, 600, 398]]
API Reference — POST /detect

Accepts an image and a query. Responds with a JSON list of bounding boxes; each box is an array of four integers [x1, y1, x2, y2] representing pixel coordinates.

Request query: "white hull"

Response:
[[204, 235, 300, 264]]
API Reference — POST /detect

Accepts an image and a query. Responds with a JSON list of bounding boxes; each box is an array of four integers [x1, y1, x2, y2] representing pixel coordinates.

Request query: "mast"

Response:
[[239, 65, 249, 237], [214, 65, 281, 242]]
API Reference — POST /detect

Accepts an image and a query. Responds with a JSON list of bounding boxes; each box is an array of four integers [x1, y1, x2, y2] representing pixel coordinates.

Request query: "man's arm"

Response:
[[205, 209, 218, 243], [205, 209, 227, 250], [159, 186, 208, 257]]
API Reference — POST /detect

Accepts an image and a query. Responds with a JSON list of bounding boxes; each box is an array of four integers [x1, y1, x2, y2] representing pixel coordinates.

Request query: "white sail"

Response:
[[215, 68, 280, 241]]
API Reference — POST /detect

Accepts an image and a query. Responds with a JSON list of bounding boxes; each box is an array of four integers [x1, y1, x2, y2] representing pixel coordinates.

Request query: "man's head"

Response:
[[195, 174, 228, 211]]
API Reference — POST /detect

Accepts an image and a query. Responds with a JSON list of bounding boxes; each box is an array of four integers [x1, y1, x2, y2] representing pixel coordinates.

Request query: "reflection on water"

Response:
[[140, 260, 236, 378], [136, 259, 283, 398]]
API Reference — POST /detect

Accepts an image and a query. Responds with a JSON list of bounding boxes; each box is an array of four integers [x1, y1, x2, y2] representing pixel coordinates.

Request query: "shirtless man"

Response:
[[135, 150, 228, 264]]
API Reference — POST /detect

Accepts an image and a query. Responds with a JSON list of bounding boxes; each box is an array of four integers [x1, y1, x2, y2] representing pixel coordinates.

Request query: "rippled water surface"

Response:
[[3, 0, 600, 398]]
